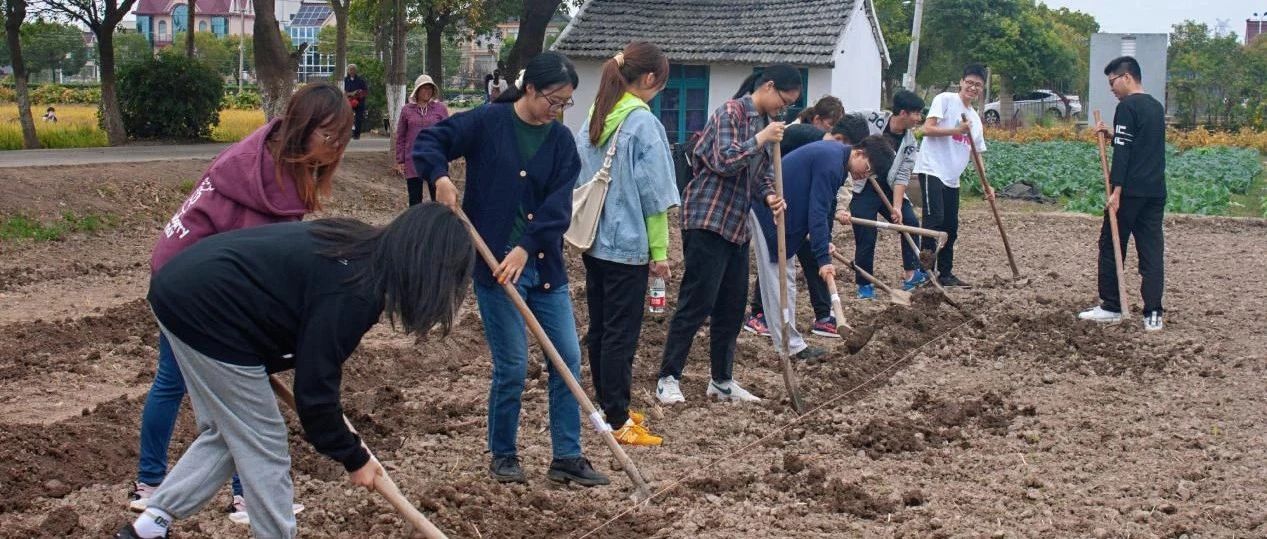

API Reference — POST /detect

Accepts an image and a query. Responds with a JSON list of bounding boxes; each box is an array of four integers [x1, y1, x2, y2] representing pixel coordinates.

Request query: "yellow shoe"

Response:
[[613, 422, 663, 446], [628, 410, 647, 426]]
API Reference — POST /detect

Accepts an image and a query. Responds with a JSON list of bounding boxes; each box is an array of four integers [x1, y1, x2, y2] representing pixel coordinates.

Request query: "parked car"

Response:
[[983, 90, 1082, 125]]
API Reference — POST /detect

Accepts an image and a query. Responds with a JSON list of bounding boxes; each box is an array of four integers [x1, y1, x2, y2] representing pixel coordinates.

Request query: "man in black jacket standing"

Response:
[[344, 64, 369, 139], [1079, 56, 1167, 331]]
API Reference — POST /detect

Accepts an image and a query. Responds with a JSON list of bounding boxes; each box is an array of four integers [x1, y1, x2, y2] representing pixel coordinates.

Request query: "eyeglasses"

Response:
[[962, 79, 984, 89], [1109, 73, 1127, 86], [316, 129, 341, 147], [540, 90, 574, 112]]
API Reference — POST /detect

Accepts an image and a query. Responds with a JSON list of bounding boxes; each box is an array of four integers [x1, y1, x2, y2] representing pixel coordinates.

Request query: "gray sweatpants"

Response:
[[148, 324, 296, 539], [748, 210, 808, 356]]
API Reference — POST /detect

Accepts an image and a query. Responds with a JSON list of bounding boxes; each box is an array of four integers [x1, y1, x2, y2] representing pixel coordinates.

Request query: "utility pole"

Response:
[[903, 0, 925, 91]]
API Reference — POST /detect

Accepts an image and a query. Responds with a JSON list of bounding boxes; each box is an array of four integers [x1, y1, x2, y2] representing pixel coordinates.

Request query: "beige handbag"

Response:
[[564, 124, 623, 251]]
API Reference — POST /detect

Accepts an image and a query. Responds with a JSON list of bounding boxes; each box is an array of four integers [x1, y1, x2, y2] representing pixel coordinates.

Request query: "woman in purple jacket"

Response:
[[394, 74, 449, 206], [129, 82, 353, 525]]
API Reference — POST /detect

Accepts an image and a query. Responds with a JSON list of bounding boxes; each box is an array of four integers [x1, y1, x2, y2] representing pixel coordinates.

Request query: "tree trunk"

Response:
[[503, 0, 559, 75], [186, 0, 196, 57], [254, 0, 301, 119], [424, 21, 443, 82], [4, 0, 40, 149], [330, 0, 348, 81], [385, 0, 407, 147], [997, 76, 1015, 129], [96, 29, 128, 145], [374, 0, 388, 60]]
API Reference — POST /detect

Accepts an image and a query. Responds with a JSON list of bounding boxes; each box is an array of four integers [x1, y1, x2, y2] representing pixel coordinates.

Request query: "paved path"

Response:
[[0, 137, 391, 168]]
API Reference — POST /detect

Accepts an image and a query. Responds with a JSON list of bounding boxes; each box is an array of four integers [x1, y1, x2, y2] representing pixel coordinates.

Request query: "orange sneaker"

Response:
[[628, 410, 647, 426], [613, 422, 663, 446]]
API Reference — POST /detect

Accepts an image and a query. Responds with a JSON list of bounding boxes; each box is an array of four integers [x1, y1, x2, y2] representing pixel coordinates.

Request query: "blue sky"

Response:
[[1039, 0, 1264, 42]]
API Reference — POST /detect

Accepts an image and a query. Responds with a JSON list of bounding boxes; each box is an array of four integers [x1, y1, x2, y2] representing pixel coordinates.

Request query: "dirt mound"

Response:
[[848, 391, 1034, 459], [0, 396, 140, 513], [0, 300, 155, 382]]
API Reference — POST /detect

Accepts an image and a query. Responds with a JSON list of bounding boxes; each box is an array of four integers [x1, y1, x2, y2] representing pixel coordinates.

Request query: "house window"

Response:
[[136, 16, 152, 41], [199, 21, 208, 32], [650, 64, 709, 144], [158, 20, 168, 39], [752, 66, 809, 120], [211, 16, 228, 37], [172, 5, 188, 34]]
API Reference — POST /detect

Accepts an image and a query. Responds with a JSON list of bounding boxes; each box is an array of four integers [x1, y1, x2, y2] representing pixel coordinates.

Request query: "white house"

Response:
[[552, 0, 891, 143]]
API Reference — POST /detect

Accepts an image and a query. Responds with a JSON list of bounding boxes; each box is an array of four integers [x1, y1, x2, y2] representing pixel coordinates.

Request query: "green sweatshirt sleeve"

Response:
[[645, 211, 669, 262]]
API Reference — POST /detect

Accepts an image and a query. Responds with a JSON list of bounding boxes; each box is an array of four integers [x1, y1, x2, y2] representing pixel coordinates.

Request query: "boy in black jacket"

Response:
[[1079, 56, 1167, 331]]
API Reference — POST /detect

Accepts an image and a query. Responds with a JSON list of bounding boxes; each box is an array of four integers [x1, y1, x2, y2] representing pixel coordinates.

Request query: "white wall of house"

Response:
[[707, 63, 749, 113], [804, 67, 833, 107], [831, 4, 883, 110], [561, 58, 605, 135]]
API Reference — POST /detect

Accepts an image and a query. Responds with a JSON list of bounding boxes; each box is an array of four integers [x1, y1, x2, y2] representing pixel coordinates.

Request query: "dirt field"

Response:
[[1, 153, 1265, 538]]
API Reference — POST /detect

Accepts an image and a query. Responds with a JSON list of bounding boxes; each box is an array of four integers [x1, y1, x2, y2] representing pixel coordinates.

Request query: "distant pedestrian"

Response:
[[487, 69, 509, 102], [43, 106, 58, 123], [395, 74, 449, 205], [1079, 55, 1167, 331], [344, 64, 369, 139]]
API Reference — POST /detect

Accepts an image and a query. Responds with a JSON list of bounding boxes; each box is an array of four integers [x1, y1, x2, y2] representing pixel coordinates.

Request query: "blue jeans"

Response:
[[474, 264, 583, 460], [138, 334, 242, 496]]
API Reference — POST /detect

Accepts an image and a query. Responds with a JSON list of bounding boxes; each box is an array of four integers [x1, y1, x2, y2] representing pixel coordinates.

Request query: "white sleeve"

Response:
[[928, 94, 949, 121]]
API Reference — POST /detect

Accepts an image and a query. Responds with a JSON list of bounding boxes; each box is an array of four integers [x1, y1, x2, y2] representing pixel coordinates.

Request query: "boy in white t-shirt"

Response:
[[912, 63, 995, 287]]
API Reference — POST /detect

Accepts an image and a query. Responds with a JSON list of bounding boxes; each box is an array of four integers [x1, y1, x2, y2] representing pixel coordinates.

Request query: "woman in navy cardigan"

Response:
[[413, 52, 609, 487]]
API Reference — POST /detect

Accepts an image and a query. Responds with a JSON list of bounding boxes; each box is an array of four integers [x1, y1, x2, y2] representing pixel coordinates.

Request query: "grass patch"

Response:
[[2, 103, 266, 149], [0, 211, 118, 242]]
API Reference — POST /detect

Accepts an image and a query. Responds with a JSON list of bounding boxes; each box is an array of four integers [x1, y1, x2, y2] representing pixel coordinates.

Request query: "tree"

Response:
[[41, 0, 144, 145], [500, 0, 557, 75], [872, 0, 912, 103], [328, 0, 350, 83], [414, 0, 514, 83], [253, 0, 307, 118], [317, 23, 372, 61], [2, 17, 87, 82], [185, 0, 194, 57], [172, 31, 233, 77], [1168, 20, 1250, 127], [2, 0, 39, 149], [112, 29, 153, 69], [497, 34, 513, 67]]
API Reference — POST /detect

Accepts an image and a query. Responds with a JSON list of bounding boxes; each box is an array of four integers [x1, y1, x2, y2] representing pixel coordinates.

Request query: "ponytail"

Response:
[[494, 51, 580, 104], [588, 41, 669, 145], [732, 64, 803, 100]]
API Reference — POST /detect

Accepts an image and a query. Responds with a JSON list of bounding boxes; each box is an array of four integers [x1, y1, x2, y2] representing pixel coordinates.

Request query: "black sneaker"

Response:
[[794, 346, 827, 361], [115, 524, 169, 538], [489, 455, 526, 484], [938, 274, 970, 288], [547, 457, 610, 487]]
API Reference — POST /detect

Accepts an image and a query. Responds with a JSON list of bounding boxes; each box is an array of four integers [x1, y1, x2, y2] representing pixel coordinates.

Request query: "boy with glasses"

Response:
[[913, 63, 994, 287]]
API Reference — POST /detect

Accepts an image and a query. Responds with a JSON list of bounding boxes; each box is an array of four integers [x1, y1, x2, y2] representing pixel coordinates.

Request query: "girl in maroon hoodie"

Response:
[[129, 82, 354, 525], [394, 73, 449, 206]]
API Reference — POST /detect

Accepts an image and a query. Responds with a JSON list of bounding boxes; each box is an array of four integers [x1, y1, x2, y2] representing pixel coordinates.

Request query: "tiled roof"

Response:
[[553, 0, 889, 67], [135, 0, 240, 16]]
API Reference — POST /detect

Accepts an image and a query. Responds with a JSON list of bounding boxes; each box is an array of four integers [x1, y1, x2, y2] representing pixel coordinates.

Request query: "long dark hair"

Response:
[[494, 52, 580, 103], [309, 204, 474, 336], [587, 41, 669, 145], [271, 82, 354, 212], [732, 64, 802, 99]]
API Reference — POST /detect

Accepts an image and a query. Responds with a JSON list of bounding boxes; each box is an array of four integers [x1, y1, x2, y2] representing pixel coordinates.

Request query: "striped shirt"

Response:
[[682, 96, 777, 244]]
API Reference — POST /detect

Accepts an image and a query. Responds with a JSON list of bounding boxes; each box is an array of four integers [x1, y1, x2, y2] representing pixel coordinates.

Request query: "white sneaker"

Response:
[[1143, 312, 1164, 332], [1077, 305, 1122, 324], [127, 481, 158, 512], [656, 376, 686, 404], [707, 379, 762, 402], [227, 495, 306, 525]]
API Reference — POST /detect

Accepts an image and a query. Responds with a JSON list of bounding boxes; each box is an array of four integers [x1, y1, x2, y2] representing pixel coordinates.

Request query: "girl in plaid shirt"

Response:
[[656, 65, 800, 405]]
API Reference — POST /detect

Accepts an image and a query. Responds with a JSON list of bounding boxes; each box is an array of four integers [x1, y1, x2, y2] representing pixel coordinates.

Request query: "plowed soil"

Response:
[[1, 152, 1265, 538]]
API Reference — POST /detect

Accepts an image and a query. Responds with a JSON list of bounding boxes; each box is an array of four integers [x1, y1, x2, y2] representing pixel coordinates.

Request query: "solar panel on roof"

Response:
[[290, 5, 331, 26]]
